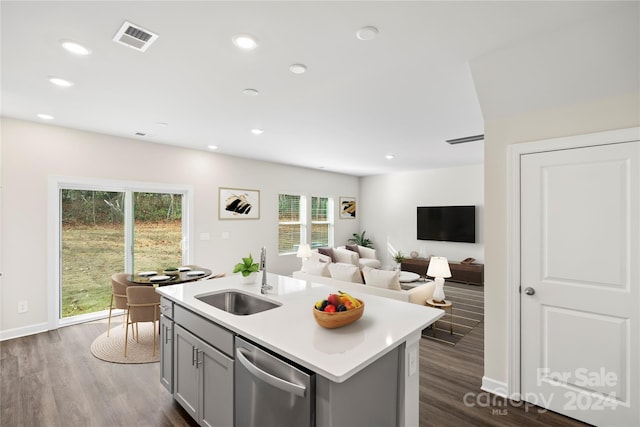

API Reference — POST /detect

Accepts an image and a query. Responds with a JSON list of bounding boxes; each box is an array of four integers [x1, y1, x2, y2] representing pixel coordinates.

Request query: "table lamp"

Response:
[[427, 256, 451, 303], [296, 243, 312, 260]]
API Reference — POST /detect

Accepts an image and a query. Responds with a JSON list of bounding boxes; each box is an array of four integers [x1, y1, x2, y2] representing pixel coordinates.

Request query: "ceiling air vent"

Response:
[[445, 134, 484, 145], [112, 21, 158, 52]]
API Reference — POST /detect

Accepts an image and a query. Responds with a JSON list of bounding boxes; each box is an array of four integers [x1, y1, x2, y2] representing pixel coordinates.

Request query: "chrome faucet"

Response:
[[260, 246, 272, 294]]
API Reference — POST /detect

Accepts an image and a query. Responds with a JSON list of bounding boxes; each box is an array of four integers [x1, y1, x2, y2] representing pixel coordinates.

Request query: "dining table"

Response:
[[127, 266, 214, 286]]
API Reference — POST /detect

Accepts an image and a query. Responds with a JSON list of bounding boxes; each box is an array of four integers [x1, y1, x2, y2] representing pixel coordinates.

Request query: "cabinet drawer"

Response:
[[160, 297, 174, 319], [174, 304, 234, 357]]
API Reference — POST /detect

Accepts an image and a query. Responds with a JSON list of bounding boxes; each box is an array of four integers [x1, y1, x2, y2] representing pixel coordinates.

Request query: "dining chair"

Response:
[[108, 273, 133, 336], [124, 286, 161, 357]]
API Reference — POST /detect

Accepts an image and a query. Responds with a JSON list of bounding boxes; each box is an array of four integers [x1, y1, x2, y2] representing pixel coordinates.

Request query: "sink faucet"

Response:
[[260, 246, 272, 294]]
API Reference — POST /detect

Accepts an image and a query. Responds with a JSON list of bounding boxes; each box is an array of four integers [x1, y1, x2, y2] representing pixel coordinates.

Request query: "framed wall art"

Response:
[[219, 187, 260, 220], [339, 196, 356, 219]]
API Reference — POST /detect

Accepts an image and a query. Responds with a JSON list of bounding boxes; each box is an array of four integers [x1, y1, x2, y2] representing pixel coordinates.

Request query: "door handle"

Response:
[[524, 287, 535, 295], [236, 348, 306, 397]]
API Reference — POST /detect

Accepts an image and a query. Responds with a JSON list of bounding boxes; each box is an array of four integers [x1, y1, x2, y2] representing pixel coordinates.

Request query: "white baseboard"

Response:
[[481, 376, 508, 398], [0, 322, 49, 341]]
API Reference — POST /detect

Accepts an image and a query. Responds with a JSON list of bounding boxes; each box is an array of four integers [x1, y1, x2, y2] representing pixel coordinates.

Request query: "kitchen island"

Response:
[[157, 273, 443, 427]]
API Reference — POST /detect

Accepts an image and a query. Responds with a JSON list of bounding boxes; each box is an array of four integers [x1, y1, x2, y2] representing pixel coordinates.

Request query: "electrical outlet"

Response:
[[408, 348, 417, 375], [18, 300, 28, 313]]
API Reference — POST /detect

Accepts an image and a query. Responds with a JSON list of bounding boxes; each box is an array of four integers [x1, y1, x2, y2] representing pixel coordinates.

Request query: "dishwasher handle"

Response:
[[236, 347, 307, 397]]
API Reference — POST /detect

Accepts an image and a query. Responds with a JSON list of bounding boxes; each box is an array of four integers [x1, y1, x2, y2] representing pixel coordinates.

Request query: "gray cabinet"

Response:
[[173, 320, 234, 427], [160, 297, 174, 393]]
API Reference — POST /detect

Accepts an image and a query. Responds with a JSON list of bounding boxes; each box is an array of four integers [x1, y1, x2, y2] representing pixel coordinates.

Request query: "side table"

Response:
[[425, 299, 453, 336]]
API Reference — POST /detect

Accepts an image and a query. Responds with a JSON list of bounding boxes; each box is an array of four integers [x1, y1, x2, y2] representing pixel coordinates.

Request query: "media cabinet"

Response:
[[401, 258, 484, 286]]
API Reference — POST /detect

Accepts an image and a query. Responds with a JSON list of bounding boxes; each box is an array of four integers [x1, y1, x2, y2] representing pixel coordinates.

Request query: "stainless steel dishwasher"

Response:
[[235, 337, 315, 427]]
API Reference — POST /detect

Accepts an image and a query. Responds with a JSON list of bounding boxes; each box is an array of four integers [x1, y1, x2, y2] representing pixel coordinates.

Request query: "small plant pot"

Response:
[[240, 272, 257, 284]]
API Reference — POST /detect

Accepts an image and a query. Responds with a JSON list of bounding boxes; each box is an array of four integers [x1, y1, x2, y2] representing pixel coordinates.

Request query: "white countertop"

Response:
[[156, 273, 444, 383]]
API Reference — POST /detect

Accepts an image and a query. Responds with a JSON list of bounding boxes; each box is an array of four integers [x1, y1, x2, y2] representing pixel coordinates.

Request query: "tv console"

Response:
[[401, 258, 484, 286]]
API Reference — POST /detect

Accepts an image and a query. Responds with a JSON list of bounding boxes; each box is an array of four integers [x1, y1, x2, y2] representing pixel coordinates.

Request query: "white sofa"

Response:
[[313, 245, 382, 269], [293, 261, 434, 305]]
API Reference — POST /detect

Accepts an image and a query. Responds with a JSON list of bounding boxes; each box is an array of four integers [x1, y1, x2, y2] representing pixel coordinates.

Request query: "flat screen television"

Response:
[[417, 205, 476, 243]]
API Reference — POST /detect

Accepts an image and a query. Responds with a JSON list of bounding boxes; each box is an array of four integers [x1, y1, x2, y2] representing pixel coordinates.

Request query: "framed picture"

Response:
[[339, 196, 356, 219], [219, 187, 260, 220]]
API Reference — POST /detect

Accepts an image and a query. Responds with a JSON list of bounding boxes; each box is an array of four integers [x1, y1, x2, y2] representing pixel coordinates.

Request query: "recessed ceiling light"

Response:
[[242, 88, 259, 96], [250, 129, 264, 135], [156, 122, 168, 127], [289, 63, 307, 74], [385, 154, 395, 160], [232, 34, 258, 50], [48, 76, 74, 87], [37, 113, 54, 120], [356, 26, 379, 41], [60, 39, 91, 56], [207, 145, 218, 150]]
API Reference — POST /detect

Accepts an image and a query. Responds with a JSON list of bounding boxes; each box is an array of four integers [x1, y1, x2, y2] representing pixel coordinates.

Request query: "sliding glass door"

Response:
[[60, 190, 126, 318], [59, 185, 187, 323], [132, 192, 183, 272]]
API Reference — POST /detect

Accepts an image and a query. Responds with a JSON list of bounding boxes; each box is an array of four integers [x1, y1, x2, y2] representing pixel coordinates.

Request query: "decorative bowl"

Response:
[[313, 299, 364, 329], [163, 269, 180, 276]]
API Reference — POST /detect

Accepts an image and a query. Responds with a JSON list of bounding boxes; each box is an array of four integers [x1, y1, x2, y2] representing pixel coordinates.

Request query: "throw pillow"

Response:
[[345, 244, 360, 255], [317, 247, 336, 263], [333, 247, 360, 266], [362, 266, 401, 290], [328, 262, 364, 284], [357, 245, 377, 260], [301, 259, 330, 277], [311, 252, 332, 263]]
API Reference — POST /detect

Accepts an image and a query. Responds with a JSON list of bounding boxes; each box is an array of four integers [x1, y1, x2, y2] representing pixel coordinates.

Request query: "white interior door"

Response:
[[520, 141, 639, 426]]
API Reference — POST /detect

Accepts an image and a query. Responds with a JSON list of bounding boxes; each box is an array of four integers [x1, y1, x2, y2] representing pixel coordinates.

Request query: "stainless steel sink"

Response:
[[195, 291, 281, 315]]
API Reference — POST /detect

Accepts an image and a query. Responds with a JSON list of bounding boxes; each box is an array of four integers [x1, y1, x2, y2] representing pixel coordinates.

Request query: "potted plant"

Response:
[[393, 251, 406, 270], [348, 230, 374, 248], [233, 254, 260, 284]]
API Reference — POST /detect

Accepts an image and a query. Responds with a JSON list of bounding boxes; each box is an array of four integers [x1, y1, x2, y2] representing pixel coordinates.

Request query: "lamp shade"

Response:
[[296, 244, 312, 259], [427, 256, 451, 278]]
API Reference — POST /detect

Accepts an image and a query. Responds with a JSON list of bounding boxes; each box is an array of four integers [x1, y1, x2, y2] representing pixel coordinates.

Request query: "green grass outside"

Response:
[[61, 221, 181, 317]]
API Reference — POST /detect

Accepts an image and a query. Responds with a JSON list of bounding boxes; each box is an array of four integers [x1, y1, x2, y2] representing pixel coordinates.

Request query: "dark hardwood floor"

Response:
[[1, 304, 590, 426], [419, 320, 590, 427]]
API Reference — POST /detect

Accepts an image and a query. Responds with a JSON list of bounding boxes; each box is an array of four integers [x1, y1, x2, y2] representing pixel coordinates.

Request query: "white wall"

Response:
[[482, 94, 639, 389], [0, 117, 360, 337], [359, 165, 483, 269], [470, 2, 640, 390]]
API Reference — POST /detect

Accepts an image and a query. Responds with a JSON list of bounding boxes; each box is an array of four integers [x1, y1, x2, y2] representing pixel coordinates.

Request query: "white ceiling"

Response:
[[0, 1, 631, 176]]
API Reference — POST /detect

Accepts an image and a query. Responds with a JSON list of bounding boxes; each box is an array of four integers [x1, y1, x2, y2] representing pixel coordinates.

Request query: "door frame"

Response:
[[47, 176, 194, 329], [505, 127, 640, 399]]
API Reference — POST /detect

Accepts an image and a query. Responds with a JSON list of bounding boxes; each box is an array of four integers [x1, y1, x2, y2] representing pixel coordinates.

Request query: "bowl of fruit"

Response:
[[313, 291, 364, 329]]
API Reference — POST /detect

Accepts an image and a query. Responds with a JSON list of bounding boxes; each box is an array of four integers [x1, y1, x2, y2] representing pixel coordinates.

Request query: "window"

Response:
[[52, 177, 191, 327], [311, 196, 333, 248], [60, 189, 184, 320], [278, 194, 306, 254]]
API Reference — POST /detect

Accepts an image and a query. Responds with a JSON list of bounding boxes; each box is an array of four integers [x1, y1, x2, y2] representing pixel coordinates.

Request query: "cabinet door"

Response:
[[199, 340, 234, 427], [173, 325, 199, 419], [160, 316, 173, 393]]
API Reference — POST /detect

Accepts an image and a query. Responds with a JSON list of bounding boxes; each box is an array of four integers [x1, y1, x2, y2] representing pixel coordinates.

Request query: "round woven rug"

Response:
[[91, 322, 160, 364]]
